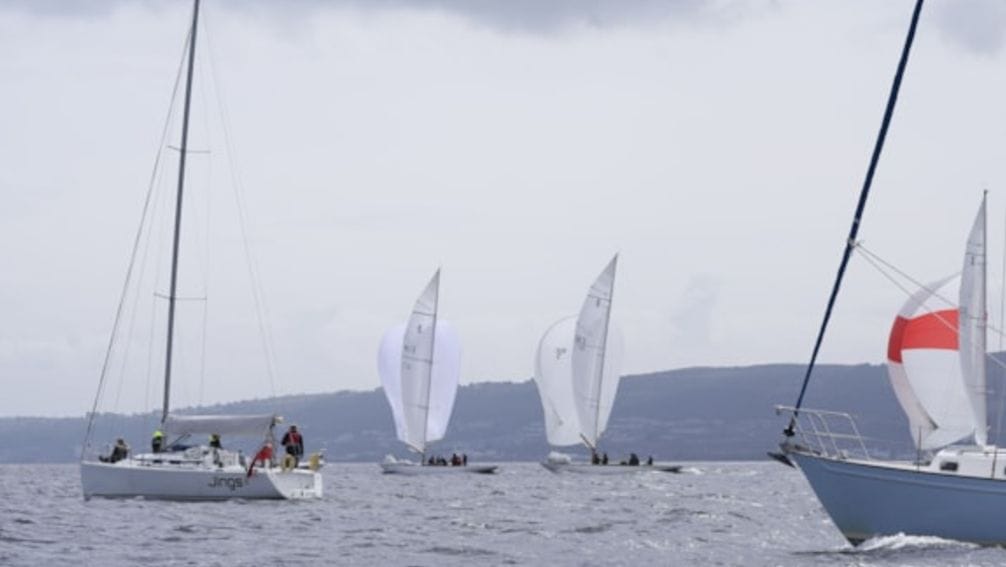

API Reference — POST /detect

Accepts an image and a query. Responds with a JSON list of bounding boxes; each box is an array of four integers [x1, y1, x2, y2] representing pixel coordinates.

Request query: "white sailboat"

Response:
[[79, 0, 322, 500], [534, 255, 680, 474], [377, 270, 498, 475]]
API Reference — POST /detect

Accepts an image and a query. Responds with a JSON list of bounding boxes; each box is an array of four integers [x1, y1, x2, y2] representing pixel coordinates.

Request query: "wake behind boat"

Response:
[[377, 270, 498, 475], [79, 0, 321, 501], [533, 256, 680, 475]]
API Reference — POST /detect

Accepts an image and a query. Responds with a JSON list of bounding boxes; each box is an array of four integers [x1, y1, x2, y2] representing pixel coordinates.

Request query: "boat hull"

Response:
[[791, 450, 1006, 545], [379, 462, 498, 475], [541, 461, 682, 475], [80, 460, 322, 501]]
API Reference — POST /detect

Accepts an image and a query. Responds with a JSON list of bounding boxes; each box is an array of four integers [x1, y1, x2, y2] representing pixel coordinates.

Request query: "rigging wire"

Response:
[[855, 242, 1006, 374], [202, 9, 279, 398], [193, 38, 214, 408], [81, 25, 191, 458]]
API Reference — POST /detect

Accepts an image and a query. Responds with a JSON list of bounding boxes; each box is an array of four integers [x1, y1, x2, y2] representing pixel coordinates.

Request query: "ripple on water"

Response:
[[2, 463, 1006, 566]]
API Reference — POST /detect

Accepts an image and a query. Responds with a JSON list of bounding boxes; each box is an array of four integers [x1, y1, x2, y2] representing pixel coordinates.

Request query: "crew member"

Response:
[[209, 433, 222, 449], [151, 430, 164, 453], [247, 442, 273, 477], [281, 425, 304, 467], [109, 438, 129, 463]]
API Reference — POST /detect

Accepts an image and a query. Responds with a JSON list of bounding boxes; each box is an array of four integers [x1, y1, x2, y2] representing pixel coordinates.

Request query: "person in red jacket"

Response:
[[247, 442, 273, 477]]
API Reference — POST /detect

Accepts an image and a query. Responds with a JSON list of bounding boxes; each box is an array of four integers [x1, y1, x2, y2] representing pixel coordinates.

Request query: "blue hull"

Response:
[[792, 451, 1006, 545]]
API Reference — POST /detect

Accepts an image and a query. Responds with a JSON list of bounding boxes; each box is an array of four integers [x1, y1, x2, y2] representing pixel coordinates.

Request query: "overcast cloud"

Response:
[[2, 1, 1006, 417]]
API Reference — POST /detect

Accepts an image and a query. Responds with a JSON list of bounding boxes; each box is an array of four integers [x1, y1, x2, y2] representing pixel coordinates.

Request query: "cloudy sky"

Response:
[[2, 0, 1006, 417]]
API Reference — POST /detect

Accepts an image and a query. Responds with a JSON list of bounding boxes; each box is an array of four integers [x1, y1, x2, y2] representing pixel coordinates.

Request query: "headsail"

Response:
[[959, 196, 988, 446], [378, 270, 461, 454], [533, 316, 582, 446], [886, 276, 971, 449], [572, 255, 622, 449]]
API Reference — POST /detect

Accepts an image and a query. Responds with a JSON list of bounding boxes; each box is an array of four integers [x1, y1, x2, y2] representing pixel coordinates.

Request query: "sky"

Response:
[[2, 0, 1006, 417]]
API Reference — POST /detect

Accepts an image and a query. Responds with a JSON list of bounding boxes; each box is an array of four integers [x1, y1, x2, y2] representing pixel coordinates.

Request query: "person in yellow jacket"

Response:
[[151, 429, 165, 453]]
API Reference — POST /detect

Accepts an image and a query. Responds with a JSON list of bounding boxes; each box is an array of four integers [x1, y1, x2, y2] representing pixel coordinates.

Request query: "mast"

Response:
[[162, 0, 201, 424], [784, 0, 924, 436], [980, 190, 988, 442], [592, 255, 617, 447], [419, 269, 441, 461]]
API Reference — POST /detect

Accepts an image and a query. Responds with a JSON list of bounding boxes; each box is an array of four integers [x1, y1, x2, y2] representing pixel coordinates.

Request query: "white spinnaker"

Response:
[[534, 316, 581, 446], [377, 270, 461, 453], [572, 255, 621, 448], [886, 276, 971, 449], [379, 324, 409, 444], [959, 198, 988, 447]]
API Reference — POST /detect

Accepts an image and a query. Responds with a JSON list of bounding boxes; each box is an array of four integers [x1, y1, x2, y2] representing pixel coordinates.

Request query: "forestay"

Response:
[[378, 270, 461, 454], [162, 413, 278, 438], [572, 255, 622, 449]]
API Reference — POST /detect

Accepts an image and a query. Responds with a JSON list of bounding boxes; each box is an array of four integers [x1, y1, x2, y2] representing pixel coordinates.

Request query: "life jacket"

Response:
[[287, 432, 302, 445]]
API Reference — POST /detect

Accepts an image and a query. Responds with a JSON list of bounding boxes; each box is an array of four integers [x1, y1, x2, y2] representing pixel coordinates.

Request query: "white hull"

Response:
[[541, 461, 682, 475], [380, 462, 498, 475], [80, 460, 322, 501]]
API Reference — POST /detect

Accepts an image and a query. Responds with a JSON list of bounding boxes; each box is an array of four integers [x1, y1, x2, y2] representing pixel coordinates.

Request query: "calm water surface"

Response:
[[1, 462, 1005, 566]]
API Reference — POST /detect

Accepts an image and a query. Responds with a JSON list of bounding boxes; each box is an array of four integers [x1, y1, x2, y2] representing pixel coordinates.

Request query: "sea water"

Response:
[[1, 462, 1004, 566]]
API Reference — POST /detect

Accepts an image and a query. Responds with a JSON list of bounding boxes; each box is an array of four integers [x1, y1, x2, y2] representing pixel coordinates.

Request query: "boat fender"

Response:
[[282, 454, 296, 471], [308, 453, 321, 471]]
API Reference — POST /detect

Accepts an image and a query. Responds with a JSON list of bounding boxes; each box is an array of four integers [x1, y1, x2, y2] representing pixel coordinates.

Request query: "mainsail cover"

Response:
[[534, 316, 581, 446], [378, 271, 461, 453], [572, 255, 622, 448], [959, 198, 988, 447], [162, 414, 278, 438]]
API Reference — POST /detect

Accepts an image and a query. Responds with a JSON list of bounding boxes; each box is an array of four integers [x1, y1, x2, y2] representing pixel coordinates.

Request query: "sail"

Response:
[[377, 270, 461, 453], [533, 317, 581, 446], [379, 324, 409, 444], [886, 276, 972, 449], [959, 197, 988, 446], [572, 255, 621, 448]]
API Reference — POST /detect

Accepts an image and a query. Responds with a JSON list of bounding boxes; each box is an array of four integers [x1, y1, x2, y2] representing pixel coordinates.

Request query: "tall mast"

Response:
[[980, 190, 988, 437], [162, 0, 201, 424], [784, 0, 924, 436], [592, 255, 617, 447]]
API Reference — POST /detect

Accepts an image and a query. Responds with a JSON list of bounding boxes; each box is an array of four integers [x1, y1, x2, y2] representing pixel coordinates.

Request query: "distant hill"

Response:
[[4, 361, 1006, 464]]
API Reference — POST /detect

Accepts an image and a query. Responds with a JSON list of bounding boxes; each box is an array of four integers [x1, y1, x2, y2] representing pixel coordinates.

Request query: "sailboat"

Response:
[[377, 270, 498, 475], [534, 255, 680, 474], [79, 0, 322, 500], [775, 0, 1006, 545], [780, 197, 1006, 545]]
